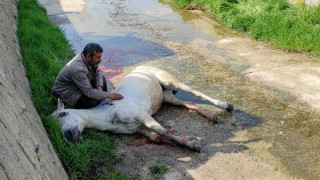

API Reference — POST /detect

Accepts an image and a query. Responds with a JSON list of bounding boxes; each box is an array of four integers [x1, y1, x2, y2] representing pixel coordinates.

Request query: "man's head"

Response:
[[82, 43, 103, 67]]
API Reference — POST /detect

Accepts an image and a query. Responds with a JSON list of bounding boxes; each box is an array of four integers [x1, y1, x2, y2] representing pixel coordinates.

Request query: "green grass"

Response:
[[169, 0, 320, 56], [17, 0, 121, 179], [150, 163, 169, 180], [150, 164, 169, 174]]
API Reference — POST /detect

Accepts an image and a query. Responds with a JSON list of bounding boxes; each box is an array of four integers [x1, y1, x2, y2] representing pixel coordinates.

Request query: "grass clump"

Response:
[[17, 0, 121, 179], [150, 163, 169, 180], [169, 0, 320, 56], [150, 164, 169, 174]]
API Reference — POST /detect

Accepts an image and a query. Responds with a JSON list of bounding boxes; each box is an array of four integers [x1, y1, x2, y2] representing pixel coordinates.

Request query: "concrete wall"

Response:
[[0, 0, 68, 179]]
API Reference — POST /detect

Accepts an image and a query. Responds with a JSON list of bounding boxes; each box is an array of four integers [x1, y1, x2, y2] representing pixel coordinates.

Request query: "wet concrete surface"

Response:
[[40, 0, 320, 179]]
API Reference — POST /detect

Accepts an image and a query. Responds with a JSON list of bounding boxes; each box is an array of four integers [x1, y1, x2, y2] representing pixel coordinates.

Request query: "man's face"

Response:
[[86, 52, 102, 67]]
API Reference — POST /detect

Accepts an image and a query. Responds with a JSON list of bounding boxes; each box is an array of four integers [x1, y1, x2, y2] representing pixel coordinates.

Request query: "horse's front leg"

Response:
[[135, 112, 201, 152], [138, 127, 173, 144]]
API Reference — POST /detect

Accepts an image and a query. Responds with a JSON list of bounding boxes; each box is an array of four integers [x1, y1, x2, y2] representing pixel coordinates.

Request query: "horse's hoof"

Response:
[[186, 138, 201, 152], [192, 145, 201, 152], [226, 103, 233, 112], [209, 112, 218, 122]]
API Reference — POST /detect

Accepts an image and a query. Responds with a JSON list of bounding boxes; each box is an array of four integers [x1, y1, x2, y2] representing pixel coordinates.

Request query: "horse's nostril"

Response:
[[64, 130, 73, 141], [78, 131, 83, 142], [64, 129, 82, 143]]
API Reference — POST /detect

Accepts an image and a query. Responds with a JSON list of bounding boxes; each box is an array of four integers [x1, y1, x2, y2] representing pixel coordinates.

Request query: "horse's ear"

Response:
[[57, 98, 65, 110]]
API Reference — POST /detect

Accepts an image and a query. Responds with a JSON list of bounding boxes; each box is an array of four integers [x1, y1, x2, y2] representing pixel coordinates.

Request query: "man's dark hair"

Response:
[[82, 43, 103, 57]]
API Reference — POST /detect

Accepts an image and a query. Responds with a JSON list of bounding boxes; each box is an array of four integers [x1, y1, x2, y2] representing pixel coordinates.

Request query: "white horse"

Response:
[[51, 66, 233, 152]]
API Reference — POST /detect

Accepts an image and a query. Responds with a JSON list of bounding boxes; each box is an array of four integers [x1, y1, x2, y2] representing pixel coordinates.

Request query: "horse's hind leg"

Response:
[[145, 66, 233, 112], [177, 83, 233, 112], [163, 90, 218, 122]]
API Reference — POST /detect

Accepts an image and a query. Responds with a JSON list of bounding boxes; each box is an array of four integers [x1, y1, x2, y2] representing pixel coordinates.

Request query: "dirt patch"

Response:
[[110, 51, 292, 179]]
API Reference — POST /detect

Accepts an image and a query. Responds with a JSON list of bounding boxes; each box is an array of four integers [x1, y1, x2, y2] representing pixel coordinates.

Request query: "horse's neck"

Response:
[[76, 104, 116, 129]]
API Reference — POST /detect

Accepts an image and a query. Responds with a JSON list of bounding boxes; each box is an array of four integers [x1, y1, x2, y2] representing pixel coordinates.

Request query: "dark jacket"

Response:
[[52, 53, 109, 107]]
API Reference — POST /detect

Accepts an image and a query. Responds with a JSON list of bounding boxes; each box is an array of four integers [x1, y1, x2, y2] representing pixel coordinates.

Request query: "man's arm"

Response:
[[71, 69, 109, 100], [94, 67, 104, 89], [72, 69, 123, 100]]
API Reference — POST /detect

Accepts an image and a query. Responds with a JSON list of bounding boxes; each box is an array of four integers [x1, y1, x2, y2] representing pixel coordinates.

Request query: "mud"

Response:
[[39, 0, 320, 179]]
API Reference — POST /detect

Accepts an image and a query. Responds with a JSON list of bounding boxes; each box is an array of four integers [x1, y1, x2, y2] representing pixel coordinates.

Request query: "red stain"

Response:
[[99, 66, 123, 80], [168, 129, 177, 134], [154, 135, 167, 143], [126, 137, 153, 147], [180, 136, 188, 142], [166, 129, 178, 135]]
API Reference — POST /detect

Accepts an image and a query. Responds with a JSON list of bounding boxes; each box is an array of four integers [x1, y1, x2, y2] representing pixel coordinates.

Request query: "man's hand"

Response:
[[97, 86, 103, 91], [108, 93, 124, 100]]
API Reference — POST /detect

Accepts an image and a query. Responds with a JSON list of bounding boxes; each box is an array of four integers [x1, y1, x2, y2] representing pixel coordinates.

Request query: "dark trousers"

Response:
[[74, 76, 108, 109]]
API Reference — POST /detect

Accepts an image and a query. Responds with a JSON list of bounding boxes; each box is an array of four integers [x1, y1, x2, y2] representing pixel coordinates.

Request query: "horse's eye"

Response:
[[58, 112, 68, 118]]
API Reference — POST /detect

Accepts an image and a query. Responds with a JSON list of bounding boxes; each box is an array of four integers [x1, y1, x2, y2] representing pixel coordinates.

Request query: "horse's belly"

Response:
[[107, 122, 140, 134], [114, 72, 163, 115]]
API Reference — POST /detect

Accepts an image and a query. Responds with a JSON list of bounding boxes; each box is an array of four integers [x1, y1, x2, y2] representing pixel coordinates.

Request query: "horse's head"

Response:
[[51, 109, 83, 143]]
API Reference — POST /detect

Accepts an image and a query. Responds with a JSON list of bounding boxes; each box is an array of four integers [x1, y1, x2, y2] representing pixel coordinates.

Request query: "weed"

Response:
[[150, 164, 169, 175]]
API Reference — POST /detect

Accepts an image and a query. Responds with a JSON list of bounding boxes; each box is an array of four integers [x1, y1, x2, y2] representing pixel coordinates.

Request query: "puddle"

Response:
[[49, 15, 175, 68], [97, 33, 175, 67]]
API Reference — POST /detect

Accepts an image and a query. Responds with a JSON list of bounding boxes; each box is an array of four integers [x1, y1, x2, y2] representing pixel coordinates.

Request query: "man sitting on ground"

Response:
[[52, 43, 123, 109]]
